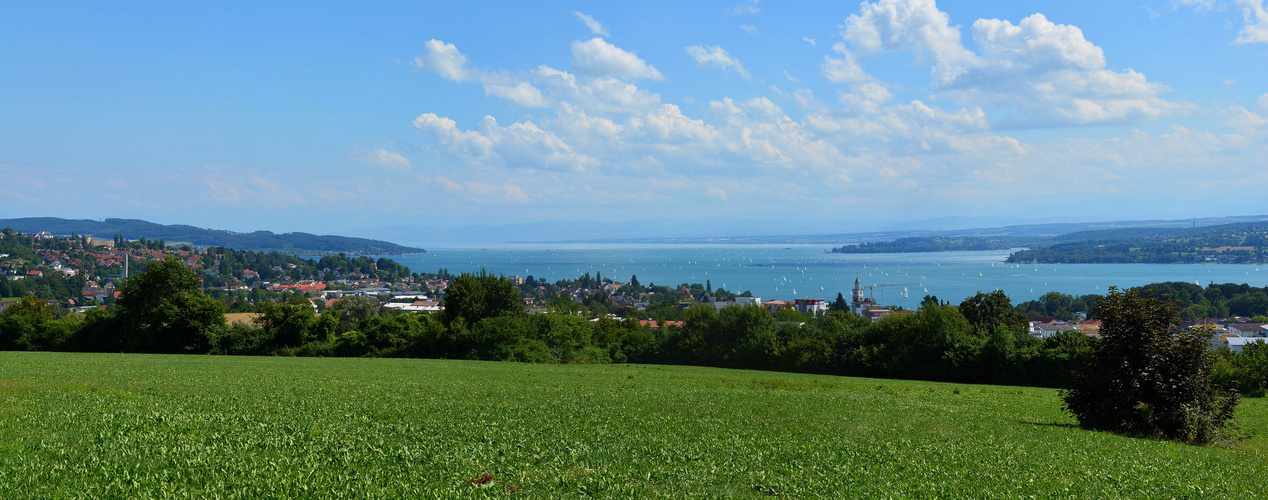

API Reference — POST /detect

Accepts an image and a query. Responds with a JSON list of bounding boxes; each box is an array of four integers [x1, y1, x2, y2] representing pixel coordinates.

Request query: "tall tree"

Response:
[[442, 270, 524, 328], [959, 290, 1028, 335], [116, 255, 224, 353]]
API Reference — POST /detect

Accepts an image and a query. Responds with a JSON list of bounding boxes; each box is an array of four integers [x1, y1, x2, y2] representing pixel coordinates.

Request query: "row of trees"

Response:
[[2, 260, 1097, 388]]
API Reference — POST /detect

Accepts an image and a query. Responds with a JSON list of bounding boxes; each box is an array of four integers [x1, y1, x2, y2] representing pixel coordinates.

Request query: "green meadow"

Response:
[[1, 352, 1265, 498]]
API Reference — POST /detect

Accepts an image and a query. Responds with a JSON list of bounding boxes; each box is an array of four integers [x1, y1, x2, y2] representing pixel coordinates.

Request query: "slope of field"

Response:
[[1, 352, 1265, 497]]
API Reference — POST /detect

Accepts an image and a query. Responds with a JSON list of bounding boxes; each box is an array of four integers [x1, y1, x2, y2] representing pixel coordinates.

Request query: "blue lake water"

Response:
[[391, 245, 1268, 310]]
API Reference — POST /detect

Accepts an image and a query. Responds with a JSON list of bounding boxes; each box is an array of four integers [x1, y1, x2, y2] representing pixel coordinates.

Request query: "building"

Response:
[[734, 296, 762, 307], [1227, 336, 1268, 353], [849, 278, 890, 322], [794, 297, 828, 314], [1227, 323, 1266, 337]]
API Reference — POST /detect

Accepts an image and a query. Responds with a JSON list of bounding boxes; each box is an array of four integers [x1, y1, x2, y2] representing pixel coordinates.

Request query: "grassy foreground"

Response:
[[1, 353, 1266, 499]]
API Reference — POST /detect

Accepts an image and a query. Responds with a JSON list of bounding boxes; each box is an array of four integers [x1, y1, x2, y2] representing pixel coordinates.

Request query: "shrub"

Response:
[[1062, 287, 1239, 443]]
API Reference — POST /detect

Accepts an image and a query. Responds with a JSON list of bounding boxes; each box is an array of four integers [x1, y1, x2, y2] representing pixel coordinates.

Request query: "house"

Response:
[[859, 304, 891, 322], [764, 300, 792, 313], [1075, 320, 1102, 337], [1227, 323, 1266, 337], [28, 270, 43, 278], [1031, 320, 1075, 339], [734, 296, 762, 307], [794, 297, 828, 314]]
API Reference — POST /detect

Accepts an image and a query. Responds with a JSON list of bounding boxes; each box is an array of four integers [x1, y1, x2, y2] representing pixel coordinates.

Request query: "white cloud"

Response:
[[841, 0, 977, 84], [413, 39, 471, 82], [415, 40, 549, 108], [685, 45, 751, 79], [783, 70, 799, 83], [536, 66, 661, 115], [1225, 106, 1268, 129], [482, 78, 550, 108], [740, 24, 759, 35], [353, 148, 413, 170], [574, 12, 609, 37], [821, 44, 869, 83], [1236, 0, 1268, 44], [706, 186, 728, 200], [571, 38, 665, 81], [837, 82, 893, 115], [803, 37, 817, 47], [725, 0, 761, 15], [1259, 93, 1268, 112], [834, 1, 1180, 126]]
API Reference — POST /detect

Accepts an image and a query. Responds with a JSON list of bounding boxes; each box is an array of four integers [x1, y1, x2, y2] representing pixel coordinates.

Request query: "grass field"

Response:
[[1, 352, 1266, 498]]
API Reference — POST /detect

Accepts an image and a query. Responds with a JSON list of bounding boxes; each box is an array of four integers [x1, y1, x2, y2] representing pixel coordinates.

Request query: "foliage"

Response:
[[1007, 222, 1268, 264], [114, 255, 224, 353], [441, 270, 524, 328], [1063, 287, 1240, 443], [959, 290, 1028, 334], [832, 236, 1029, 253]]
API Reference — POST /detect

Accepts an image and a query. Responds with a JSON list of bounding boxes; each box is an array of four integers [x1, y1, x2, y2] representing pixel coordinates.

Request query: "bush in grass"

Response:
[[1063, 287, 1239, 443]]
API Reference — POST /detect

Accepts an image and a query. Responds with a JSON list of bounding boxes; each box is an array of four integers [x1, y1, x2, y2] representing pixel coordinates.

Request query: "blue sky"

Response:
[[3, 0, 1267, 239]]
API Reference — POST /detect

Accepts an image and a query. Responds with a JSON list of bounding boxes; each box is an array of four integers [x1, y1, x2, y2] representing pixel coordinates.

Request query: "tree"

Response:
[[442, 270, 524, 328], [829, 292, 849, 312], [1062, 287, 1239, 443], [959, 290, 1028, 335], [115, 255, 224, 353]]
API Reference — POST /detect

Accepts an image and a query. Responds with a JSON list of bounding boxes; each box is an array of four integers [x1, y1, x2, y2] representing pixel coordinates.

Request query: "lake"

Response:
[[390, 245, 1268, 310]]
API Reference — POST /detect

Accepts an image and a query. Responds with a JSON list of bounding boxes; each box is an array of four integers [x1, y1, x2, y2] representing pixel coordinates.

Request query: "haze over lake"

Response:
[[392, 246, 1268, 310]]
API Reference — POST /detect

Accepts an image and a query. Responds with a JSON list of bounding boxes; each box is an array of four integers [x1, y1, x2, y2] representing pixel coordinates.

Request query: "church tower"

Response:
[[852, 277, 864, 303]]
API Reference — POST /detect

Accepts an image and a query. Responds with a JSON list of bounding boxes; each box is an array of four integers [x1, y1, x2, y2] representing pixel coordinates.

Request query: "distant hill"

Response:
[[0, 218, 423, 255], [1007, 222, 1268, 264]]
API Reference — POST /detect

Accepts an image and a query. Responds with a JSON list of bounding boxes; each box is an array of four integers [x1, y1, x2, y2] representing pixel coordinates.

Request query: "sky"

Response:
[[3, 0, 1268, 240]]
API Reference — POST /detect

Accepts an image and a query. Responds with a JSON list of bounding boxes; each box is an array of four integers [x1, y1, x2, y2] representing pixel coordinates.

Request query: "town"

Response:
[[6, 228, 1268, 355]]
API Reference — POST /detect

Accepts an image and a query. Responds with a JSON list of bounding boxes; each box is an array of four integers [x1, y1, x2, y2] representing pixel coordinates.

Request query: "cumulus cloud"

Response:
[[571, 38, 665, 81], [1236, 0, 1268, 44], [740, 24, 759, 35], [821, 43, 871, 83], [833, 0, 1181, 126], [837, 82, 893, 115], [415, 40, 549, 108], [413, 39, 471, 82], [803, 37, 817, 47], [574, 11, 609, 37], [841, 0, 977, 83], [685, 45, 751, 79], [1259, 93, 1268, 111], [413, 113, 597, 172]]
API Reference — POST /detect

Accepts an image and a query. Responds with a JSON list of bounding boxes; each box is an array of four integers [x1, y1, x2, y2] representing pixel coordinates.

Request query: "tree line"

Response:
[[4, 259, 1267, 401]]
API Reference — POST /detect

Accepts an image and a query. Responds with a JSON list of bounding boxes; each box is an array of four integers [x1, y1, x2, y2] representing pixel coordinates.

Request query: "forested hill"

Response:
[[1006, 222, 1268, 264], [831, 236, 1032, 253], [0, 217, 423, 255]]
